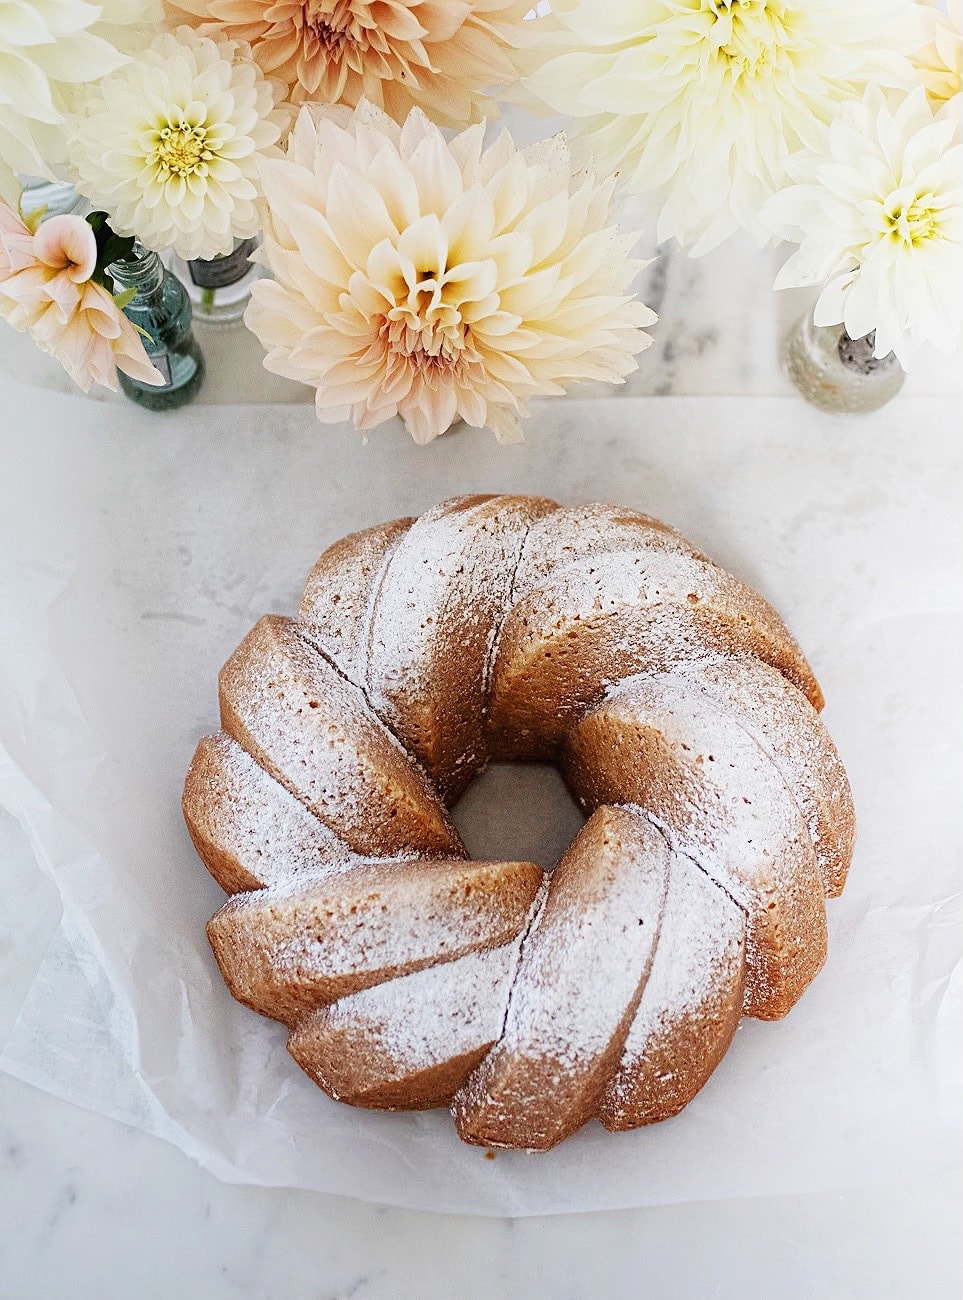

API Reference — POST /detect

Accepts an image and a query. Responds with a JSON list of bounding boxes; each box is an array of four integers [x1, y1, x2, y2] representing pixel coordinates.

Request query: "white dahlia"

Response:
[[247, 102, 656, 444], [0, 0, 161, 204], [913, 0, 962, 106], [522, 0, 919, 255], [764, 87, 962, 368], [68, 28, 288, 261], [165, 0, 533, 127]]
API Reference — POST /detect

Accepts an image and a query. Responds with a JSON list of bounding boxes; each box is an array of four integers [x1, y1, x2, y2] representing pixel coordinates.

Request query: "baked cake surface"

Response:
[[183, 494, 855, 1150]]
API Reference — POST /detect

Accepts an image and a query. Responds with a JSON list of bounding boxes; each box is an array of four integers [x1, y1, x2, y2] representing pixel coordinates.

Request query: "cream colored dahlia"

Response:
[[165, 0, 532, 125], [0, 204, 163, 391], [522, 0, 920, 255], [0, 0, 161, 204], [913, 0, 962, 106], [68, 28, 288, 261], [764, 87, 962, 368], [247, 102, 656, 444]]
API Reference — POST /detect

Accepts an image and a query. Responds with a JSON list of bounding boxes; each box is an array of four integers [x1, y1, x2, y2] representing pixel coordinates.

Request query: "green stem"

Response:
[[201, 286, 216, 311]]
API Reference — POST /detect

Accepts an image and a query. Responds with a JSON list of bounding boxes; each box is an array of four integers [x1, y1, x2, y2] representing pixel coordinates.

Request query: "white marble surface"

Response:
[[0, 1065, 957, 1299], [1, 228, 960, 1297]]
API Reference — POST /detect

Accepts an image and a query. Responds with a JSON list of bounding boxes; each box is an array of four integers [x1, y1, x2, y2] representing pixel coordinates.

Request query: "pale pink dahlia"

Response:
[[246, 102, 656, 444], [0, 206, 163, 393], [164, 0, 532, 125]]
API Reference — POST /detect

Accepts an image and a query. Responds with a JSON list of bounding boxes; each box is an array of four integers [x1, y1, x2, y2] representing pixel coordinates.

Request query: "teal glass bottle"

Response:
[[108, 247, 205, 410]]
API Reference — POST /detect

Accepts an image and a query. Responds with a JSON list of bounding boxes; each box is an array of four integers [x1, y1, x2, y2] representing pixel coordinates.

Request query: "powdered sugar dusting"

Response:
[[219, 615, 461, 858], [498, 543, 813, 692], [316, 940, 520, 1076], [208, 857, 544, 1023], [596, 845, 747, 1129], [184, 731, 356, 889], [565, 674, 827, 1018], [487, 545, 819, 759], [659, 657, 854, 895], [612, 851, 744, 1066], [298, 518, 413, 687], [511, 503, 699, 603], [453, 808, 670, 1147], [364, 495, 553, 797]]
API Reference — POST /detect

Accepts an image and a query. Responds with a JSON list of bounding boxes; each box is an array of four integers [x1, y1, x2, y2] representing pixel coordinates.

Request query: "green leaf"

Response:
[[88, 212, 136, 293]]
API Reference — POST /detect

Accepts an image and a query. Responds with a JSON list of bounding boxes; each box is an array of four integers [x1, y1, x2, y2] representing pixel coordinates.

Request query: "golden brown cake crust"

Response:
[[184, 495, 855, 1149]]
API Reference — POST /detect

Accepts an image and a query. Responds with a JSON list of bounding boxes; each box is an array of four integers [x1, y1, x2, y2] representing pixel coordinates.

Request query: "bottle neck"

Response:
[[108, 245, 165, 298]]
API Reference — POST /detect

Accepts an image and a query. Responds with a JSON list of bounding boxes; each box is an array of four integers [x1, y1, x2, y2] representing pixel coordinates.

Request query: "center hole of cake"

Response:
[[450, 763, 586, 871]]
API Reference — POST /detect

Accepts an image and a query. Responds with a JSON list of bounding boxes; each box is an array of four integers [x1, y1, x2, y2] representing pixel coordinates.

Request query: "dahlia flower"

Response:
[[247, 102, 656, 444], [913, 0, 962, 106], [764, 87, 962, 368], [68, 28, 288, 261], [0, 205, 163, 392], [0, 0, 161, 205], [521, 0, 919, 255], [165, 0, 532, 126]]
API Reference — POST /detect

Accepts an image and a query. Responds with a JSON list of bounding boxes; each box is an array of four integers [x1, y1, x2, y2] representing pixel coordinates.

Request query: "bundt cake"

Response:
[[183, 495, 855, 1150]]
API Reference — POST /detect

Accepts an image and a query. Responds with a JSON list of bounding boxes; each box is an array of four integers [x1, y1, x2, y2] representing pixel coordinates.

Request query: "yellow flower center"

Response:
[[883, 192, 943, 247], [704, 0, 799, 82], [152, 122, 213, 178]]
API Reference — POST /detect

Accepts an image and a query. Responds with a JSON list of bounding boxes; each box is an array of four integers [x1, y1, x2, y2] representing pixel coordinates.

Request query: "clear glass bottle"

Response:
[[782, 310, 905, 414], [108, 247, 205, 410], [170, 235, 263, 327]]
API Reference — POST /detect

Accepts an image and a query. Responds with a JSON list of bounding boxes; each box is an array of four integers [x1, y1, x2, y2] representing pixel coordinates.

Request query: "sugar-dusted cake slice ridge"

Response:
[[564, 673, 827, 1018], [489, 546, 824, 761], [597, 851, 746, 1129], [288, 941, 523, 1111], [453, 806, 670, 1150], [365, 493, 558, 801], [298, 516, 414, 686], [218, 615, 463, 858], [661, 657, 854, 896], [183, 731, 357, 893], [207, 857, 544, 1024]]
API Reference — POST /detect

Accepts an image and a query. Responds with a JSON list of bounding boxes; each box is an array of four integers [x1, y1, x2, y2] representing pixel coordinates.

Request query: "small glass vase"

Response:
[[170, 236, 263, 327], [782, 310, 905, 414], [108, 246, 205, 410]]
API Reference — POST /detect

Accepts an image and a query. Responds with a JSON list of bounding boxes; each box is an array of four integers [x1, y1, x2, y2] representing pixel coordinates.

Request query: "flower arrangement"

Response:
[[519, 0, 921, 254], [0, 0, 960, 425]]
